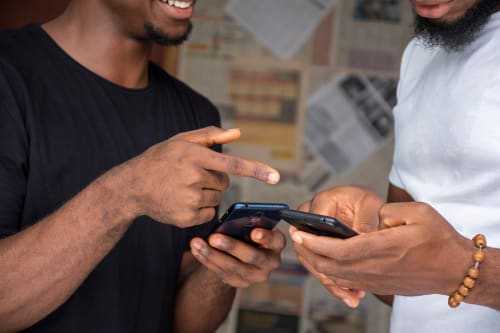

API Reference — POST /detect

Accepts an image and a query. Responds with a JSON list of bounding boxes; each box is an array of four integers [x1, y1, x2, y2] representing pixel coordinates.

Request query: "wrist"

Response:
[[465, 246, 500, 308], [92, 162, 143, 223], [442, 235, 474, 296]]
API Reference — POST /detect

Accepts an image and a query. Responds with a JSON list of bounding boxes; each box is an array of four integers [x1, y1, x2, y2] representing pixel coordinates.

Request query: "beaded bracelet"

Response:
[[448, 234, 487, 308]]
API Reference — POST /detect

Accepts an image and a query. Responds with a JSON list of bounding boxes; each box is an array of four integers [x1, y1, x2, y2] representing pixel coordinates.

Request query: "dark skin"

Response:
[[0, 1, 286, 332], [290, 0, 500, 311], [291, 184, 500, 311]]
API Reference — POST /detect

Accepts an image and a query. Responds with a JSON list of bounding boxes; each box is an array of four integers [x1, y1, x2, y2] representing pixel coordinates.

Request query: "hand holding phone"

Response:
[[214, 203, 289, 243], [214, 202, 358, 243]]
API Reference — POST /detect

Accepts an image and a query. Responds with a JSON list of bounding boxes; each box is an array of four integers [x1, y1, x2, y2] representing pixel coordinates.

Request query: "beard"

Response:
[[143, 22, 193, 46], [414, 0, 500, 52]]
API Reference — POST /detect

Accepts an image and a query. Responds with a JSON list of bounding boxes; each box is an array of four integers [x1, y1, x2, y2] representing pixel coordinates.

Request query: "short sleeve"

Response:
[[0, 61, 29, 238]]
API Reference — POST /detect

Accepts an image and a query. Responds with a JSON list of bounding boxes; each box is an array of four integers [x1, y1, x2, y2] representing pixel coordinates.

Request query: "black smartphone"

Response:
[[280, 209, 358, 239], [214, 202, 289, 243]]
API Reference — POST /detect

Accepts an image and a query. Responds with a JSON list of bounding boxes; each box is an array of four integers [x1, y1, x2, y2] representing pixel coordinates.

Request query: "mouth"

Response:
[[412, 0, 453, 19], [158, 0, 196, 20]]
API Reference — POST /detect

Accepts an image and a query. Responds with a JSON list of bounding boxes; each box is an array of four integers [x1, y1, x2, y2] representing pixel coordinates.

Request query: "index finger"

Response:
[[290, 228, 348, 259], [200, 150, 280, 185], [290, 227, 398, 262]]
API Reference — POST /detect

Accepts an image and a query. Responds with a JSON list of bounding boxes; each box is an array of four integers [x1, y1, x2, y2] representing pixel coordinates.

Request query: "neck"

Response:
[[43, 0, 152, 89]]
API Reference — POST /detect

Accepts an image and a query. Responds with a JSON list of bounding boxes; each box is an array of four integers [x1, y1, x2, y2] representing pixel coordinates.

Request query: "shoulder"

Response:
[[399, 38, 439, 83], [150, 63, 221, 127]]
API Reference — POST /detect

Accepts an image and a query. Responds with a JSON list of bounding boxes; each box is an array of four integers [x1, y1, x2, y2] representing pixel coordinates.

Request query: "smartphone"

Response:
[[280, 209, 358, 239], [214, 202, 289, 243]]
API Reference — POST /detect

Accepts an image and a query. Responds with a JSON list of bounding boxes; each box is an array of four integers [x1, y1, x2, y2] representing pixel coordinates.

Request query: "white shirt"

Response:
[[389, 12, 500, 333]]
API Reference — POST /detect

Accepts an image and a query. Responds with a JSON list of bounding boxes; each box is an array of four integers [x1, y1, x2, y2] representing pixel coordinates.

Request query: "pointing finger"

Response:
[[201, 150, 280, 185]]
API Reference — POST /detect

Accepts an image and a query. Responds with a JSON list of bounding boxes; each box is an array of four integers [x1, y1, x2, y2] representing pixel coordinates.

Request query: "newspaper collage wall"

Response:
[[178, 1, 413, 332]]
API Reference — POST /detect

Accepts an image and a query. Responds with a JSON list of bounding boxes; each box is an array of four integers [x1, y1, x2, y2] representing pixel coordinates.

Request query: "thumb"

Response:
[[354, 193, 384, 233], [176, 127, 241, 147]]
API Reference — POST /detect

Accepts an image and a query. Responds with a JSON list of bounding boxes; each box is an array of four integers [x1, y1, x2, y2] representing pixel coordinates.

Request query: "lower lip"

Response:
[[159, 1, 194, 20], [413, 1, 453, 19]]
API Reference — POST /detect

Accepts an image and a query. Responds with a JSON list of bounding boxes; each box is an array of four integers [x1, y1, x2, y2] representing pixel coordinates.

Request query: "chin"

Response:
[[143, 21, 193, 46]]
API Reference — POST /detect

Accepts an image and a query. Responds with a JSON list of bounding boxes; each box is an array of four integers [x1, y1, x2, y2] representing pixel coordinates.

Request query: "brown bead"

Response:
[[468, 267, 480, 279], [448, 296, 460, 308], [458, 285, 470, 297], [453, 292, 464, 303], [473, 234, 487, 248], [473, 250, 485, 263], [464, 276, 476, 289]]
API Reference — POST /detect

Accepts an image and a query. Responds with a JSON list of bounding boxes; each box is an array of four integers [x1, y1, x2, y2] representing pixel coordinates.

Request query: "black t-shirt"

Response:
[[0, 25, 220, 332]]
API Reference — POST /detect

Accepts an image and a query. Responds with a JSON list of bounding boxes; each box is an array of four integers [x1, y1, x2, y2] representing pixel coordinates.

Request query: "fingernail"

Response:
[[343, 298, 355, 308], [253, 230, 264, 241], [191, 240, 203, 251], [292, 232, 303, 244], [359, 291, 366, 298], [214, 238, 229, 250], [267, 172, 280, 185]]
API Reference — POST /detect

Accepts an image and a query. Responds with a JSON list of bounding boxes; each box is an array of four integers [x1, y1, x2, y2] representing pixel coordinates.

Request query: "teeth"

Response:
[[161, 0, 192, 9]]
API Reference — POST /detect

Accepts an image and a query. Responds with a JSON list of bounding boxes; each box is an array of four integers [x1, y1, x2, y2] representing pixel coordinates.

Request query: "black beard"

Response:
[[143, 22, 193, 46], [414, 0, 500, 52]]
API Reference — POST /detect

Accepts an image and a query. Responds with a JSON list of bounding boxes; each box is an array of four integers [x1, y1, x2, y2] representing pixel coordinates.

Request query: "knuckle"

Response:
[[270, 257, 281, 270], [224, 264, 240, 277], [226, 157, 245, 175], [204, 208, 217, 221], [248, 252, 265, 266], [188, 170, 204, 186], [379, 204, 390, 218], [221, 174, 231, 190]]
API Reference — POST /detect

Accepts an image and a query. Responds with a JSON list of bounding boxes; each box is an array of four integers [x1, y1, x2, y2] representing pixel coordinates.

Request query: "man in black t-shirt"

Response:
[[0, 1, 286, 332]]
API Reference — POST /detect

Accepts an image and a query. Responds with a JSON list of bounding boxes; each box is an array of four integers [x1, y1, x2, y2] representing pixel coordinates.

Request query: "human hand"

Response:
[[190, 228, 286, 288], [292, 186, 384, 307], [115, 127, 280, 228], [291, 202, 471, 302]]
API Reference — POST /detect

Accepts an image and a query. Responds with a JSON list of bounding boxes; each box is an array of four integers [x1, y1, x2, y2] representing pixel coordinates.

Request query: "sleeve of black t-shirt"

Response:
[[0, 60, 29, 239], [179, 94, 223, 251]]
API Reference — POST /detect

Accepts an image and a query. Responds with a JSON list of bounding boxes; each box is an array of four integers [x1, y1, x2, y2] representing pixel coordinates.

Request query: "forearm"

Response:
[[174, 263, 236, 333], [0, 169, 137, 332]]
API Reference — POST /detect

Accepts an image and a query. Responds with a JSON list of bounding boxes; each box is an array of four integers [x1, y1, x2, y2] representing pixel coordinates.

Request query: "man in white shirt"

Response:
[[290, 0, 500, 332]]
